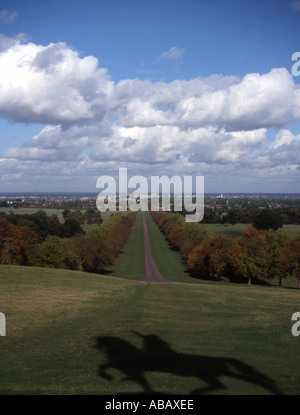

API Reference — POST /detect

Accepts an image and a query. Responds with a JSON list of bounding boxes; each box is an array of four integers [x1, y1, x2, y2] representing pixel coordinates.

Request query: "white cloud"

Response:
[[0, 36, 113, 124], [0, 35, 300, 191], [0, 10, 18, 25], [160, 46, 186, 60]]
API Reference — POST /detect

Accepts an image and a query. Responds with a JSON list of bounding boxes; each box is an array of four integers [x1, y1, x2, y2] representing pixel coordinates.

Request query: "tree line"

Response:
[[151, 211, 300, 288], [0, 210, 136, 274], [199, 206, 300, 227]]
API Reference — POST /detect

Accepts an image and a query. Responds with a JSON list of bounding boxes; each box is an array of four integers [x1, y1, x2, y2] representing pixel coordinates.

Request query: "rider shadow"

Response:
[[95, 332, 282, 395]]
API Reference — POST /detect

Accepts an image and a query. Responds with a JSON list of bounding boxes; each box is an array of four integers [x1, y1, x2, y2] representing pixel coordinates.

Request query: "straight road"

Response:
[[141, 212, 170, 283]]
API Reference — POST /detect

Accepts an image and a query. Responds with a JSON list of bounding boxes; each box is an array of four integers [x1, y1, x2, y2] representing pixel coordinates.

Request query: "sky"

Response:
[[0, 0, 300, 193]]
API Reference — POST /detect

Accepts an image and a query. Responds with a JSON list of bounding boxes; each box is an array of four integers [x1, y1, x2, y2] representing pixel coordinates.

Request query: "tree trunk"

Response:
[[248, 276, 251, 285], [279, 277, 282, 287], [298, 278, 300, 289]]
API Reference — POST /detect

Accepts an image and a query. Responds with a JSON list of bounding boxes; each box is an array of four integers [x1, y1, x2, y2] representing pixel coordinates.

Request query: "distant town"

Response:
[[1, 192, 300, 226]]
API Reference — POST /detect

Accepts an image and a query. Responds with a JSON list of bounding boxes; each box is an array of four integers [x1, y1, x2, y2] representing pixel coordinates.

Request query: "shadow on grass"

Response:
[[95, 332, 282, 395]]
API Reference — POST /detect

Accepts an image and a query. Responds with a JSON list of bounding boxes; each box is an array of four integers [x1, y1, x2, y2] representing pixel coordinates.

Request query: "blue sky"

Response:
[[0, 0, 300, 192]]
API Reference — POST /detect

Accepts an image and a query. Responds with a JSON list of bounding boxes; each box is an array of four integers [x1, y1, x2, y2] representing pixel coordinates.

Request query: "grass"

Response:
[[144, 212, 199, 283], [106, 210, 145, 280], [0, 210, 299, 394], [0, 264, 299, 395]]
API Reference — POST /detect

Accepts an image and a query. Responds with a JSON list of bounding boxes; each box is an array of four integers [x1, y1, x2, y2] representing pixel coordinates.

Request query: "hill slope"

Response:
[[0, 265, 299, 394]]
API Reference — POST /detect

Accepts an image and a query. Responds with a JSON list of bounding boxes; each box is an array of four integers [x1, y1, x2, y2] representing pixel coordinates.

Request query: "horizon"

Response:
[[1, 191, 300, 197]]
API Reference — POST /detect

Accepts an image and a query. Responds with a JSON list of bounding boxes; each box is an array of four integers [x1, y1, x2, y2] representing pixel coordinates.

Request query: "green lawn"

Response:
[[106, 211, 199, 283], [105, 210, 145, 280], [0, 265, 299, 395], [144, 212, 200, 283]]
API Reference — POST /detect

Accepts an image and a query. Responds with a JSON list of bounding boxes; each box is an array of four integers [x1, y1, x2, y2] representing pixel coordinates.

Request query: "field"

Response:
[[0, 265, 299, 395], [0, 209, 300, 395]]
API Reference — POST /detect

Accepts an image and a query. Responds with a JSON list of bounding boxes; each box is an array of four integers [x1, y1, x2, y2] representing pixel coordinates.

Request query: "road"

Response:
[[141, 212, 170, 283]]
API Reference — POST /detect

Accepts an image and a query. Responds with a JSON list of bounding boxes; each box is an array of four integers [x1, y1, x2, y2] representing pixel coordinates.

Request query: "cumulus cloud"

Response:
[[0, 35, 300, 191], [0, 35, 113, 125]]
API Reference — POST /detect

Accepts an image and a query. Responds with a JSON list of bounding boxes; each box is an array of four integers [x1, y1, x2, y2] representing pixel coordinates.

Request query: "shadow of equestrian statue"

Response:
[[95, 332, 282, 395]]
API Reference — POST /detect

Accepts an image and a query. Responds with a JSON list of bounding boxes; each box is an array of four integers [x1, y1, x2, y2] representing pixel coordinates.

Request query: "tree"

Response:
[[64, 235, 114, 273], [264, 229, 288, 286], [19, 226, 42, 266], [252, 209, 283, 231], [229, 227, 267, 285], [224, 209, 239, 225], [62, 218, 84, 238], [188, 235, 231, 280], [85, 208, 103, 225], [183, 222, 213, 244], [65, 210, 85, 225], [80, 235, 114, 273], [279, 235, 300, 289], [48, 214, 64, 237], [40, 235, 65, 268], [0, 218, 24, 265], [62, 236, 84, 271], [62, 209, 71, 219]]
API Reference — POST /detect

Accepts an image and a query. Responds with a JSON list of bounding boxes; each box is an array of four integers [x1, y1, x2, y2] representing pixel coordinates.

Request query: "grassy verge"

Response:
[[0, 264, 299, 395], [144, 212, 203, 283], [105, 210, 145, 280]]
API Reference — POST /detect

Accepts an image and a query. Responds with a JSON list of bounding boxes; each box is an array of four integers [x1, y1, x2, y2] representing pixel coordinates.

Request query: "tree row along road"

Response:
[[141, 212, 170, 283]]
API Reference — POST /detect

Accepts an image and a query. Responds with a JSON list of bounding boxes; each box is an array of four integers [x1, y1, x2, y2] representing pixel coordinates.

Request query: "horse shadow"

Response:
[[95, 332, 282, 395]]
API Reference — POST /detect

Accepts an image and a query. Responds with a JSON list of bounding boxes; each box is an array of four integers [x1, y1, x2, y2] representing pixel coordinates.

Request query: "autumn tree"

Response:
[[64, 234, 114, 273], [62, 236, 84, 271], [19, 226, 42, 266], [151, 211, 213, 258], [0, 218, 25, 265], [264, 229, 288, 286], [229, 226, 268, 285], [279, 235, 300, 289], [188, 235, 231, 280]]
